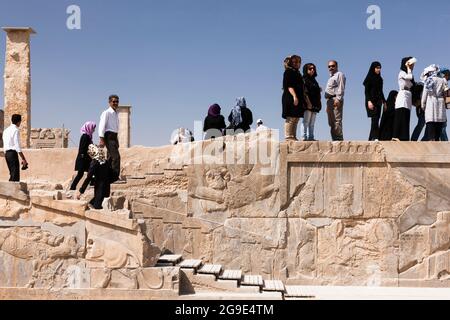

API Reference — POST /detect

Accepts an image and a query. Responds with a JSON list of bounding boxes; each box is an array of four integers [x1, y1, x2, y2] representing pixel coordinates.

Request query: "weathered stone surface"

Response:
[[0, 181, 28, 202], [30, 128, 69, 149]]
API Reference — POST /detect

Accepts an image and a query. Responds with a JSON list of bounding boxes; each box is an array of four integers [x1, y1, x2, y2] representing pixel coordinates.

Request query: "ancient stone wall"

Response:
[[30, 128, 70, 149], [1, 134, 450, 291]]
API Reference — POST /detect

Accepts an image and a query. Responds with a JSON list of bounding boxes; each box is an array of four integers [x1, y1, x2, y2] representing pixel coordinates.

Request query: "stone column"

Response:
[[117, 105, 131, 148], [2, 27, 36, 148]]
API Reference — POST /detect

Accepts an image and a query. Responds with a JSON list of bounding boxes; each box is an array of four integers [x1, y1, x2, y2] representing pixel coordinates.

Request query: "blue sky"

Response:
[[1, 0, 450, 147]]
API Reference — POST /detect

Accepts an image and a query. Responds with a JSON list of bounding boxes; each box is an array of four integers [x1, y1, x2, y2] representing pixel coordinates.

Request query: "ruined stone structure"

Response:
[[2, 27, 35, 148], [118, 105, 131, 148], [30, 128, 70, 149], [1, 133, 449, 299]]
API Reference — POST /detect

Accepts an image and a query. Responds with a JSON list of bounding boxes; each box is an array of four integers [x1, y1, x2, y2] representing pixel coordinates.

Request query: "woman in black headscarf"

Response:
[[363, 61, 386, 141], [379, 90, 398, 141]]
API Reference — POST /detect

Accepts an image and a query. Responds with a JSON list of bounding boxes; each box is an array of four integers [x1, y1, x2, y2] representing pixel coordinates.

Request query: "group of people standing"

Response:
[[69, 95, 122, 209], [282, 55, 346, 141], [281, 55, 450, 142]]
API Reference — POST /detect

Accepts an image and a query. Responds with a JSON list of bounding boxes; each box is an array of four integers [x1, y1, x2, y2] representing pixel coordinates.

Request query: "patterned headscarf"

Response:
[[230, 97, 246, 128], [80, 121, 97, 139], [87, 144, 106, 165], [423, 65, 441, 93]]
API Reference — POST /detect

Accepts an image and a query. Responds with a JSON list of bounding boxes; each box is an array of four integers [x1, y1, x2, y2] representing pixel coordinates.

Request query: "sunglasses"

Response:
[[328, 65, 336, 69], [111, 100, 119, 103]]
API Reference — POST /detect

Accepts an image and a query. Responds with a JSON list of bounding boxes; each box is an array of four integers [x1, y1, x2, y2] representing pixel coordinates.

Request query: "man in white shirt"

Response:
[[325, 60, 346, 141], [2, 114, 28, 182], [98, 95, 120, 182]]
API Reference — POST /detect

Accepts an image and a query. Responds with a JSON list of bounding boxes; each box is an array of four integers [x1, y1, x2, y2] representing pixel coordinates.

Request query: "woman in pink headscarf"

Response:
[[70, 121, 96, 190]]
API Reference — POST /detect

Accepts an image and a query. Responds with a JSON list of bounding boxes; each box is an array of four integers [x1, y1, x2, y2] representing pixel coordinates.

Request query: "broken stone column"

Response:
[[117, 105, 131, 148], [2, 27, 36, 148]]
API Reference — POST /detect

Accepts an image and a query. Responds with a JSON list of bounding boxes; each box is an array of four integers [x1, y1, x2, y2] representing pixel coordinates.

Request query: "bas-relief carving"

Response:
[[0, 227, 84, 288]]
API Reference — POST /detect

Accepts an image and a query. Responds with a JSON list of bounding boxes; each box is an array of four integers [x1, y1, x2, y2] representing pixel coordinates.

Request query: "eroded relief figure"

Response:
[[0, 227, 84, 288]]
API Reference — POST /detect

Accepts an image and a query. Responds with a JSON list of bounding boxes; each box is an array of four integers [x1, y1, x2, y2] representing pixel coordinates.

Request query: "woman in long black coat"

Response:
[[70, 121, 96, 190], [282, 55, 306, 141], [364, 61, 386, 141], [379, 91, 398, 141]]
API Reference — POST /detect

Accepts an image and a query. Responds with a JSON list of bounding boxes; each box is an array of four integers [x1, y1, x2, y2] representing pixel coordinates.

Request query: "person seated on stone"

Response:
[[170, 128, 194, 145], [227, 97, 253, 134], [70, 122, 96, 191], [76, 144, 113, 210], [203, 104, 226, 140]]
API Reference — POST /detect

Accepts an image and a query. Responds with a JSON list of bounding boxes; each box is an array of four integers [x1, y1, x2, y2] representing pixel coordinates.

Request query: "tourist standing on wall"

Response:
[[363, 61, 386, 141], [303, 63, 322, 141], [99, 95, 121, 182], [421, 68, 449, 141], [203, 104, 226, 140], [2, 114, 28, 182], [393, 57, 416, 141], [70, 121, 96, 190], [411, 84, 426, 141], [325, 60, 346, 141], [228, 97, 253, 134], [379, 91, 398, 140], [282, 55, 306, 141]]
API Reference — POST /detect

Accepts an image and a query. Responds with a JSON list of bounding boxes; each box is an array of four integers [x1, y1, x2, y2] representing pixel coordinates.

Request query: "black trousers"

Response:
[[426, 122, 444, 141], [70, 170, 85, 190], [89, 163, 111, 209], [104, 131, 121, 182], [5, 150, 20, 182], [369, 116, 380, 141], [393, 108, 411, 141]]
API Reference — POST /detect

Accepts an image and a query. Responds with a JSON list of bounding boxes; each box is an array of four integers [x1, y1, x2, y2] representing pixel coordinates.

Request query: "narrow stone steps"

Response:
[[219, 270, 242, 281], [197, 264, 223, 276], [263, 280, 285, 292], [158, 254, 183, 265], [241, 275, 264, 287], [285, 285, 316, 298], [178, 259, 203, 270]]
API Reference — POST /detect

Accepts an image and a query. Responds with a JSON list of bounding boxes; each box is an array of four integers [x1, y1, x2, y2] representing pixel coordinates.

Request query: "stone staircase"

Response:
[[156, 254, 316, 300]]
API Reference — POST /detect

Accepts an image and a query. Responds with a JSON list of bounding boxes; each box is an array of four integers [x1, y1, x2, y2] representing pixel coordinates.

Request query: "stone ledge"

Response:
[[85, 210, 138, 231], [0, 181, 28, 202], [31, 196, 87, 216]]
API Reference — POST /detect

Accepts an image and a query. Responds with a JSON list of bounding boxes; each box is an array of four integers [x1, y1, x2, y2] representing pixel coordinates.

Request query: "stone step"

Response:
[[219, 270, 242, 281], [284, 285, 316, 298], [197, 264, 223, 276], [263, 280, 285, 292], [178, 259, 203, 270], [241, 275, 264, 287], [158, 254, 183, 265]]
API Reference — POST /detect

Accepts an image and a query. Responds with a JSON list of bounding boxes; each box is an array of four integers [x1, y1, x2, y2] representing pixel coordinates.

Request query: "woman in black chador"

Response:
[[363, 61, 386, 141], [379, 90, 398, 141]]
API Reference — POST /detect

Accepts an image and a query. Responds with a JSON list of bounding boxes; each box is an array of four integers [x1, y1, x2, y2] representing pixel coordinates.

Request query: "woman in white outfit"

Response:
[[421, 69, 450, 141], [393, 57, 416, 141]]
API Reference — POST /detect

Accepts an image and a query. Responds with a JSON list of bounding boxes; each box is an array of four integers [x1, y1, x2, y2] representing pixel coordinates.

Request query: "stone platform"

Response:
[[1, 133, 450, 299]]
